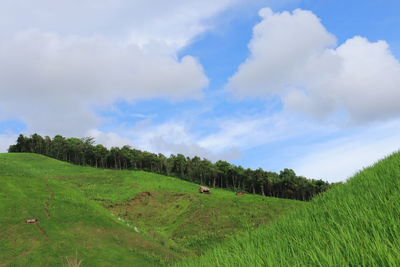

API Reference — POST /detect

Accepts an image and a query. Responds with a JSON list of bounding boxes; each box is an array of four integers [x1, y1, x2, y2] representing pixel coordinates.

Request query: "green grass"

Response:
[[177, 151, 400, 266], [0, 153, 303, 266]]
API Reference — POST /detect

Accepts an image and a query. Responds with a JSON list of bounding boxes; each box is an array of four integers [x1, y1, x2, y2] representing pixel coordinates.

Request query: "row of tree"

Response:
[[8, 134, 331, 201]]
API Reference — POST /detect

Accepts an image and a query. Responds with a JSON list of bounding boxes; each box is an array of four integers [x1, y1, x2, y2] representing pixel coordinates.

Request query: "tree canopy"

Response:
[[8, 133, 331, 201]]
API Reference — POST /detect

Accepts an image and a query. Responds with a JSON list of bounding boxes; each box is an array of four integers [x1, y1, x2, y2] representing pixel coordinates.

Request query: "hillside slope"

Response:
[[178, 151, 400, 266], [0, 153, 303, 266]]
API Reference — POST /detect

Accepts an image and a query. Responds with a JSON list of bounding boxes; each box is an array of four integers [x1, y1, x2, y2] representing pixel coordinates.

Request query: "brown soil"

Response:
[[121, 191, 192, 210], [108, 191, 156, 218], [108, 191, 193, 223], [125, 192, 152, 207], [91, 198, 108, 201], [44, 181, 54, 218], [35, 223, 49, 241], [44, 202, 50, 218]]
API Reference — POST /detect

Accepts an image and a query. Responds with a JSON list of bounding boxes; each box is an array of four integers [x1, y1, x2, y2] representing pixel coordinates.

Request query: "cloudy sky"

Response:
[[1, 0, 400, 182]]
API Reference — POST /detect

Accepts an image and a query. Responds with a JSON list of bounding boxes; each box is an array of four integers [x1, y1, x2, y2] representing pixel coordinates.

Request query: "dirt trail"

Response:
[[44, 181, 53, 218], [35, 223, 49, 241], [33, 181, 53, 240]]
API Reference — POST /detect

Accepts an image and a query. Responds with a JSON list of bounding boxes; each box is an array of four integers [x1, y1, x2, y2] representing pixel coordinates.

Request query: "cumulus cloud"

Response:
[[227, 8, 337, 95], [0, 0, 259, 152], [0, 31, 208, 136], [227, 8, 400, 123], [0, 0, 255, 137]]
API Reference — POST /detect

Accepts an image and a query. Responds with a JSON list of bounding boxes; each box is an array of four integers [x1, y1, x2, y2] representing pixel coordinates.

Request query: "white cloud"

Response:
[[87, 129, 133, 149], [0, 0, 253, 137], [196, 111, 400, 183], [118, 111, 337, 163], [163, 109, 400, 183], [198, 111, 339, 153], [0, 30, 208, 136], [150, 135, 242, 161], [99, 120, 242, 161], [227, 8, 337, 96], [292, 119, 400, 182], [198, 115, 286, 150], [227, 8, 400, 123], [127, 114, 400, 183], [0, 133, 17, 153], [0, 0, 240, 50]]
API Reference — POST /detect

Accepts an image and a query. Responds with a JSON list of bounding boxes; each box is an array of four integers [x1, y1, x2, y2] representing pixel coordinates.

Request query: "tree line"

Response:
[[8, 133, 331, 201]]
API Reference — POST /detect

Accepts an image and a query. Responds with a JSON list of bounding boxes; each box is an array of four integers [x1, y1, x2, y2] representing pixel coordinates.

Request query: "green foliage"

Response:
[[9, 133, 331, 201], [0, 153, 303, 266], [177, 151, 400, 266]]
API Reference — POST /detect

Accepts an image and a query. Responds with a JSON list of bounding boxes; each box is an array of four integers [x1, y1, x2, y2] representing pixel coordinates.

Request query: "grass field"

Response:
[[177, 151, 400, 266], [0, 153, 303, 266]]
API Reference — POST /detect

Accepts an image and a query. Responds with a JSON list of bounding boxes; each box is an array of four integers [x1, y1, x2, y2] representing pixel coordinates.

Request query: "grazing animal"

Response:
[[199, 186, 211, 194], [25, 219, 39, 224]]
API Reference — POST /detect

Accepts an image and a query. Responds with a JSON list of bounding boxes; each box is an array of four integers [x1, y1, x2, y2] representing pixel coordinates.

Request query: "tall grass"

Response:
[[63, 250, 83, 267], [178, 151, 400, 266]]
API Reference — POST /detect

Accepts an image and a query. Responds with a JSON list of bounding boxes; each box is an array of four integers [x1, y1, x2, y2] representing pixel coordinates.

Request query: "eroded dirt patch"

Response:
[[109, 191, 192, 213], [104, 191, 196, 230]]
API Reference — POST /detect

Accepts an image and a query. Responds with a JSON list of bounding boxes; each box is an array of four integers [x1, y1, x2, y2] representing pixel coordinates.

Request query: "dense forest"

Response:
[[8, 134, 331, 201]]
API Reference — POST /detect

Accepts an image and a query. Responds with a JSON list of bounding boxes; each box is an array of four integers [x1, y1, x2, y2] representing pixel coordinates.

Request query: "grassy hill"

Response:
[[178, 151, 400, 266], [0, 153, 303, 266]]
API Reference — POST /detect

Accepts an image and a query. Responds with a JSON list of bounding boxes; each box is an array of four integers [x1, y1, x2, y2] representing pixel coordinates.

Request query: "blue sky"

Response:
[[1, 0, 400, 182]]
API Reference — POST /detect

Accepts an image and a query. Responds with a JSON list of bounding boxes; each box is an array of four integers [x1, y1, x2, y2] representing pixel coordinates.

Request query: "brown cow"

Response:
[[199, 186, 211, 194]]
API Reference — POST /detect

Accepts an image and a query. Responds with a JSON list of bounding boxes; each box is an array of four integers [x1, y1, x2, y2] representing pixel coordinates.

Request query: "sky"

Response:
[[1, 0, 400, 182]]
